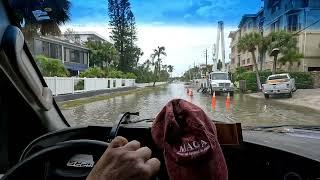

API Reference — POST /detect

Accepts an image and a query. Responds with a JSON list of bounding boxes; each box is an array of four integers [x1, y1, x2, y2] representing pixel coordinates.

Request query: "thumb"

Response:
[[109, 136, 128, 148]]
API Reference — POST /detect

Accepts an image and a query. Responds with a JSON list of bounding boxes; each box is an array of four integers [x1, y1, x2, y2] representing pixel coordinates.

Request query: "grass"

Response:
[[60, 85, 167, 109]]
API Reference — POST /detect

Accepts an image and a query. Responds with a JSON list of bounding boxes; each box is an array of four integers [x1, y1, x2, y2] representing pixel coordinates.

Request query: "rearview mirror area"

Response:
[[8, 0, 70, 28]]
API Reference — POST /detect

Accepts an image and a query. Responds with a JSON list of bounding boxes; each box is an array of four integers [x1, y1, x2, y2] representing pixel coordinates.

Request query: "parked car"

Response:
[[262, 73, 297, 99]]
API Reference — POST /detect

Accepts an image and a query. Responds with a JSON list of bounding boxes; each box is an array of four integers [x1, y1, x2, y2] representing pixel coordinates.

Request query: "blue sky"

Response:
[[70, 0, 262, 26], [66, 0, 263, 76]]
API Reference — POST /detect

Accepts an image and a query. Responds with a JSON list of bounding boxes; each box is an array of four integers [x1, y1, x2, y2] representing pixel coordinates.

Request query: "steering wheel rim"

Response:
[[2, 140, 108, 180]]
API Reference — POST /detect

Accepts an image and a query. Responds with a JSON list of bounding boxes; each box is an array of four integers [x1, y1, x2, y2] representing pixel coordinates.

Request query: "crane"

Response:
[[213, 21, 226, 72]]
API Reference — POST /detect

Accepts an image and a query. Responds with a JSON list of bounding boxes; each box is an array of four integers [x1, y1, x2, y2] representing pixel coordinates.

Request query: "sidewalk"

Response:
[[246, 89, 320, 112]]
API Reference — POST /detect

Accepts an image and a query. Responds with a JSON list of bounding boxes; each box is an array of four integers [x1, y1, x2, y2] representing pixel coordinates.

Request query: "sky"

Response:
[[62, 0, 263, 76]]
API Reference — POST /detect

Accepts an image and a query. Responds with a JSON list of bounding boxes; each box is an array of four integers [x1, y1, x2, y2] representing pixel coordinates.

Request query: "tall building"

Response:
[[229, 10, 264, 72], [229, 0, 320, 72]]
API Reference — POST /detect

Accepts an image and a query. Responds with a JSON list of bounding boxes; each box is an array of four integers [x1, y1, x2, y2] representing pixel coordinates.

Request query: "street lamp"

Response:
[[270, 48, 280, 75]]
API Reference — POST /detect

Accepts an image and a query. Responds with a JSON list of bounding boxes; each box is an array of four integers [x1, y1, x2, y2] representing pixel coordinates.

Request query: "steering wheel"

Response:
[[2, 140, 108, 180]]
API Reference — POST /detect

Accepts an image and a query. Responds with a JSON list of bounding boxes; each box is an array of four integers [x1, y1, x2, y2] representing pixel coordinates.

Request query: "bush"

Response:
[[289, 72, 313, 89], [241, 71, 313, 92], [107, 70, 124, 78], [80, 67, 105, 78], [35, 55, 69, 77], [124, 72, 137, 79]]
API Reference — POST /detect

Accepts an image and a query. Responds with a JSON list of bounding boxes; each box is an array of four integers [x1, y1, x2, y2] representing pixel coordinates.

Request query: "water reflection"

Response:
[[63, 83, 320, 127]]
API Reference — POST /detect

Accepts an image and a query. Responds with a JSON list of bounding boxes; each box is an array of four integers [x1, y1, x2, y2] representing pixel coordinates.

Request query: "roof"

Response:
[[238, 14, 258, 28], [64, 31, 107, 41], [35, 36, 90, 51]]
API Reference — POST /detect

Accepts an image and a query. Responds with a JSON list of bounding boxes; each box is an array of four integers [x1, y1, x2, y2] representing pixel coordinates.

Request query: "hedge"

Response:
[[238, 71, 313, 92]]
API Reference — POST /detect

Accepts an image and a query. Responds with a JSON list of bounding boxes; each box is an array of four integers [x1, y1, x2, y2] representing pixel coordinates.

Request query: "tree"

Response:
[[151, 46, 167, 87], [85, 40, 120, 68], [237, 32, 262, 90], [13, 0, 71, 42], [107, 0, 141, 72], [168, 65, 174, 78], [266, 30, 302, 73], [64, 28, 77, 42], [279, 48, 304, 72], [35, 55, 69, 77]]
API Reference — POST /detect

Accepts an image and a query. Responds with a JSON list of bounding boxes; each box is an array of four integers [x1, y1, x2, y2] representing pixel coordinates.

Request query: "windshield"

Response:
[[211, 73, 229, 80], [10, 0, 320, 128], [268, 75, 289, 80]]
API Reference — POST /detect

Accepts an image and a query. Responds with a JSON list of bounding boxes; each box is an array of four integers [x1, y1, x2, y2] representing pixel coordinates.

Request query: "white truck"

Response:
[[209, 72, 234, 96], [262, 73, 297, 99]]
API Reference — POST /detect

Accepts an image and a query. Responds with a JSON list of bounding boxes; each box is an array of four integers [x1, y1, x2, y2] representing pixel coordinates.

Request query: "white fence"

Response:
[[44, 77, 136, 96], [135, 82, 167, 88]]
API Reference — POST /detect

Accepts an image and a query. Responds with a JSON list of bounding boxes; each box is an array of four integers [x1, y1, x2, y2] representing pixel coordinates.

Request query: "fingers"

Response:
[[109, 136, 128, 148], [123, 140, 141, 151], [145, 158, 161, 176], [135, 147, 152, 162]]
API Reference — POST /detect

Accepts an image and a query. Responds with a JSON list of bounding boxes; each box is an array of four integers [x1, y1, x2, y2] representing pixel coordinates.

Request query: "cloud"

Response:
[[62, 23, 234, 77], [69, 0, 262, 26]]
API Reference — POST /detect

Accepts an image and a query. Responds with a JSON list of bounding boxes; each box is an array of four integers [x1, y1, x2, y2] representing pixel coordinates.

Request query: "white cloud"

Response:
[[61, 23, 235, 77]]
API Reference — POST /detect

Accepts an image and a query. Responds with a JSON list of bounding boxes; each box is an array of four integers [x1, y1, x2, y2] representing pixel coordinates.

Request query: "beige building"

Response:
[[229, 0, 320, 72], [229, 11, 263, 72]]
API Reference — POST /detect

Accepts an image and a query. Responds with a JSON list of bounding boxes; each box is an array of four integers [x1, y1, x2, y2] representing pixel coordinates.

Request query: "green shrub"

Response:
[[240, 71, 313, 92], [107, 70, 124, 78], [74, 80, 84, 91], [289, 72, 313, 89], [124, 72, 137, 79], [35, 55, 69, 77], [80, 67, 105, 78]]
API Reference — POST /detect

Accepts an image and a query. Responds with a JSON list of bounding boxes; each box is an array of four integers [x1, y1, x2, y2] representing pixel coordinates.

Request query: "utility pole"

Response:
[[205, 49, 208, 75]]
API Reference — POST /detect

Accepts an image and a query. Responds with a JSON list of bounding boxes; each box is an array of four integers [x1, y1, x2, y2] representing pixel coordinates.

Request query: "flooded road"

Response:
[[63, 83, 320, 127]]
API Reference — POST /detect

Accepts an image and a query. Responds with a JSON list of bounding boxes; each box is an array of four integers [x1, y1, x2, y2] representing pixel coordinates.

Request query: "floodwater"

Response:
[[62, 83, 320, 127]]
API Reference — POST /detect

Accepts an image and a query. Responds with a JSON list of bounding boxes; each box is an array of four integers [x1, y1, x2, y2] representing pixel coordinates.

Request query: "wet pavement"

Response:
[[62, 83, 320, 127]]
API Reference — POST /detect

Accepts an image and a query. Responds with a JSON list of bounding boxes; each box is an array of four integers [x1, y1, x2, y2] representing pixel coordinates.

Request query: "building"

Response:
[[229, 0, 320, 72], [229, 10, 264, 72], [263, 0, 320, 71], [63, 31, 107, 45], [32, 36, 90, 75]]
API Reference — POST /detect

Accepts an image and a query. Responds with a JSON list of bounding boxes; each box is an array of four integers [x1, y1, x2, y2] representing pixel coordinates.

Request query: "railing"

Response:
[[44, 77, 136, 96]]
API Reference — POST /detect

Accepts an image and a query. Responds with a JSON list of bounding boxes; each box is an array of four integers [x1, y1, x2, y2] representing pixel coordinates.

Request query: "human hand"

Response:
[[87, 136, 161, 180]]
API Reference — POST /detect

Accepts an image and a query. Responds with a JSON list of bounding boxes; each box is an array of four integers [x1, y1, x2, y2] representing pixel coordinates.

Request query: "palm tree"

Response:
[[14, 0, 71, 41], [151, 46, 167, 87], [279, 48, 304, 72], [237, 32, 263, 90], [266, 30, 299, 74], [168, 65, 174, 78]]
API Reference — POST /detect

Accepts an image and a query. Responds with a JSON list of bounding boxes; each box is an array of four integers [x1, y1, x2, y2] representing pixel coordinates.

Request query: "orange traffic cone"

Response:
[[189, 89, 193, 96], [211, 91, 216, 103], [226, 92, 231, 104], [211, 100, 216, 111]]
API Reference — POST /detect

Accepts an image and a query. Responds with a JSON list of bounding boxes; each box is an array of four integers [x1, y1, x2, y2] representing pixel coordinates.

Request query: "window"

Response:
[[64, 48, 70, 62], [271, 20, 280, 31], [287, 14, 299, 32], [247, 58, 250, 64], [50, 43, 62, 60], [231, 58, 235, 64], [247, 21, 253, 30], [42, 41, 50, 57], [242, 60, 245, 65], [84, 53, 88, 64]]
